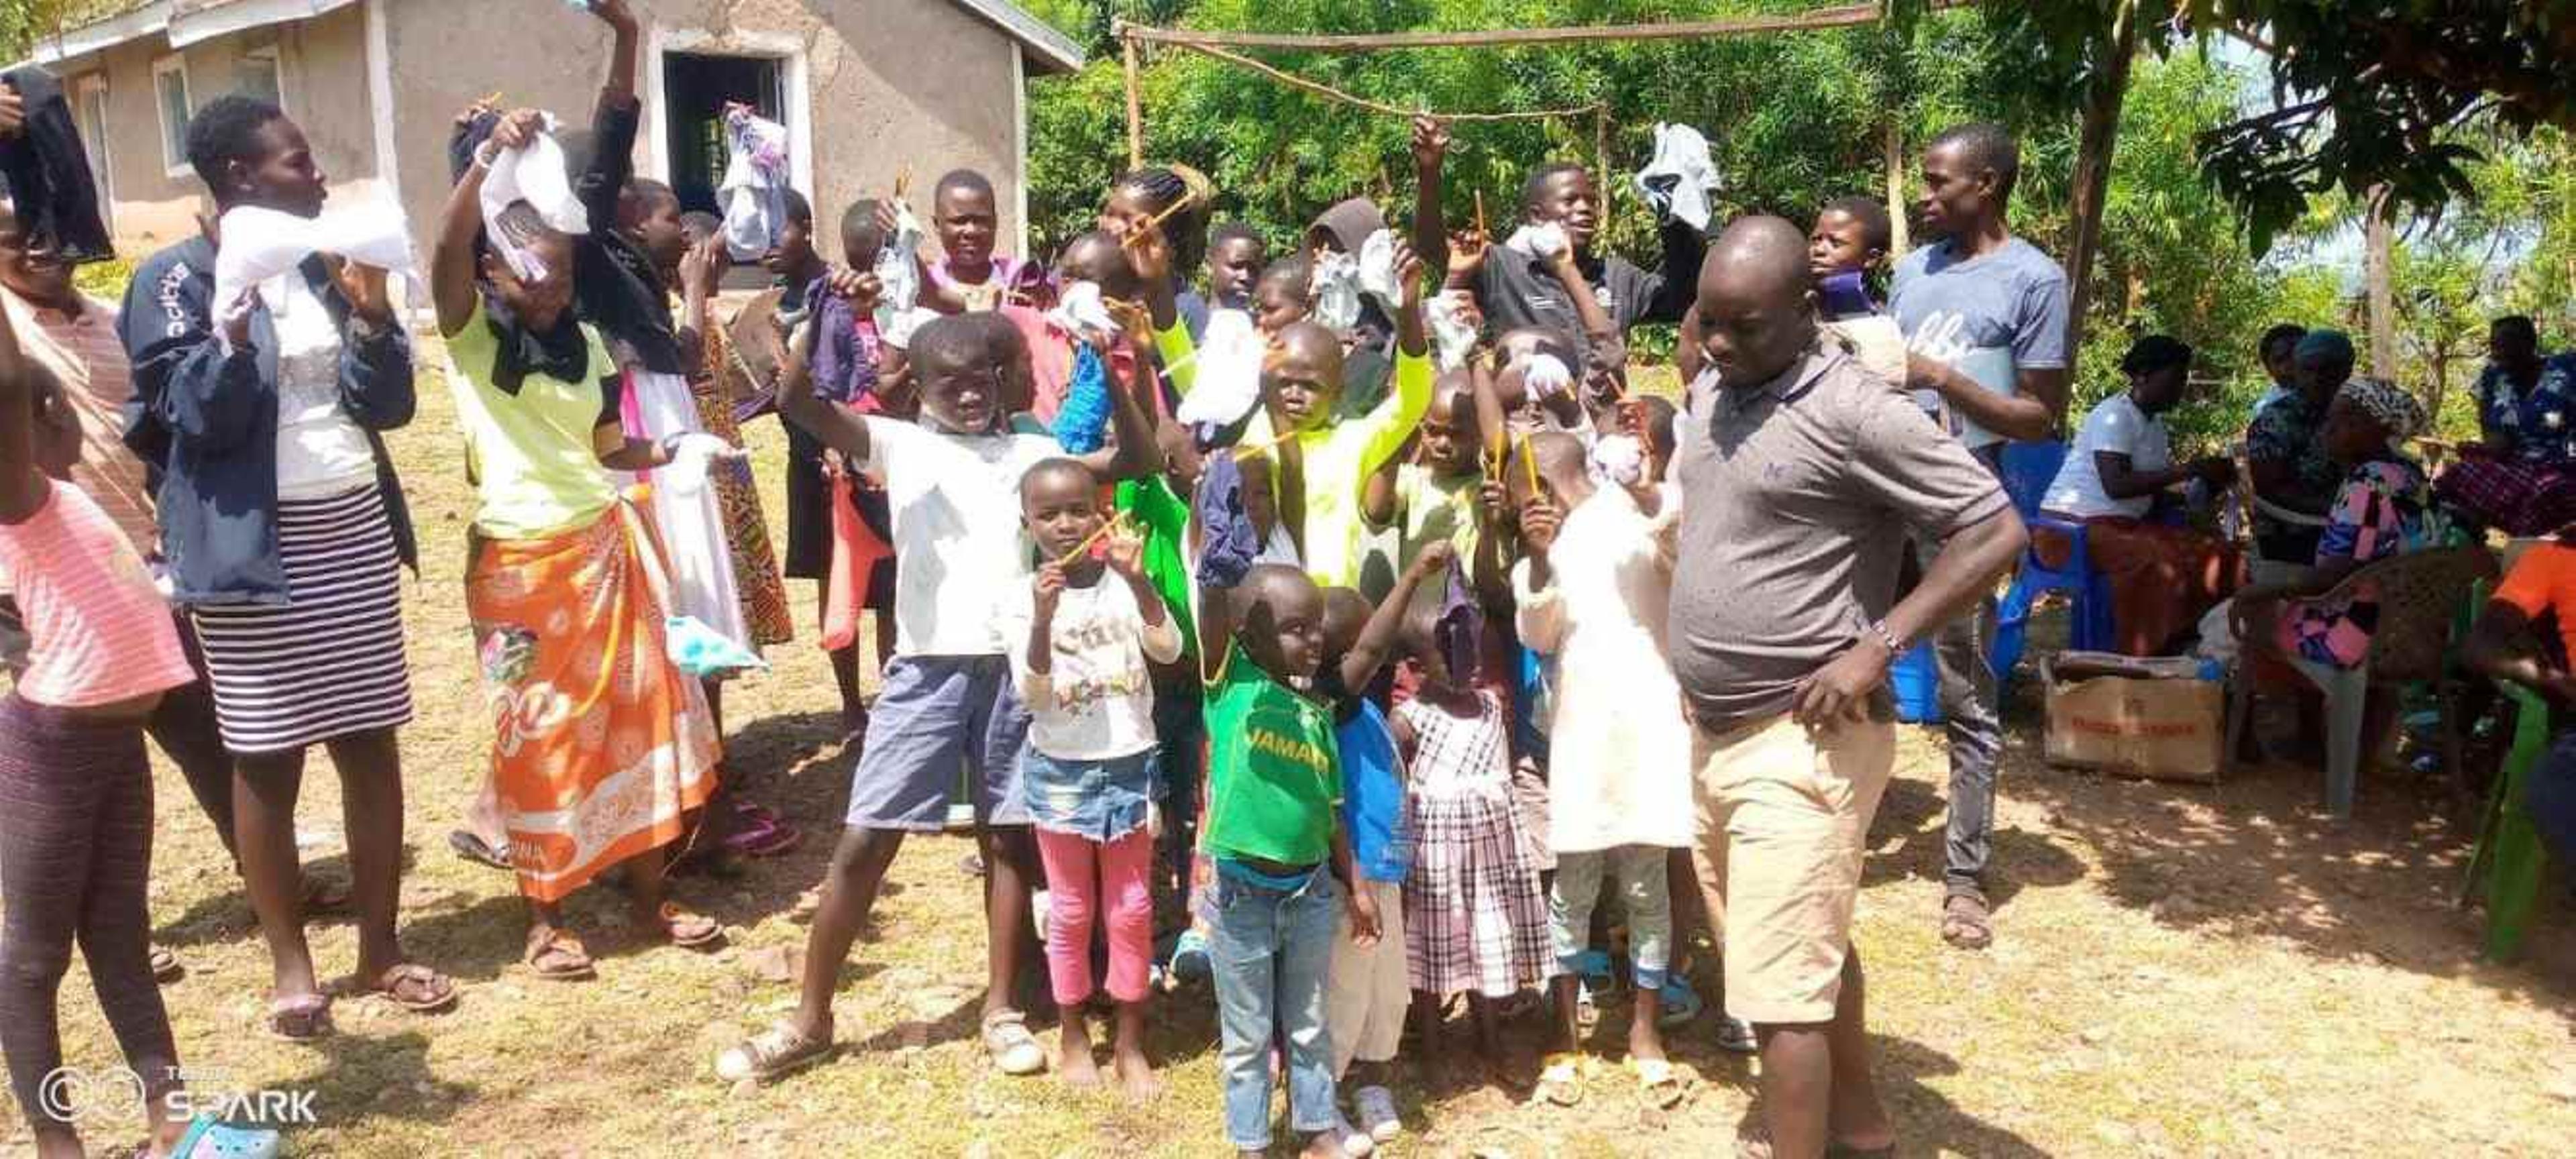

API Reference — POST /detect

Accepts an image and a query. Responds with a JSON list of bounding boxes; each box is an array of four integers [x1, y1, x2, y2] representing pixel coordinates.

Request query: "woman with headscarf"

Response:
[[2245, 329, 2358, 575], [2037, 335, 2241, 654], [2233, 376, 2437, 671], [433, 108, 725, 980]]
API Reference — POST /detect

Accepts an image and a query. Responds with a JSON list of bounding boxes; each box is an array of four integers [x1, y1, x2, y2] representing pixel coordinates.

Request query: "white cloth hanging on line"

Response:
[[718, 105, 791, 262]]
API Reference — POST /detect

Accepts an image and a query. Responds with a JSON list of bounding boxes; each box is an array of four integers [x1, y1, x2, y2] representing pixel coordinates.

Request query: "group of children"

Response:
[[661, 105, 1788, 1153]]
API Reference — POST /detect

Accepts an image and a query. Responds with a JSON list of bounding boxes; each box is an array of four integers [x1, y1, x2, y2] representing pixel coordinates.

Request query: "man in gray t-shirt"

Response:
[[1885, 123, 2072, 952], [1669, 215, 2025, 1159]]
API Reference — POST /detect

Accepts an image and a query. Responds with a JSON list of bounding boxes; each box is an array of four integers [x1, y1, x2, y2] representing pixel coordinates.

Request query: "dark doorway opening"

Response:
[[661, 52, 783, 217]]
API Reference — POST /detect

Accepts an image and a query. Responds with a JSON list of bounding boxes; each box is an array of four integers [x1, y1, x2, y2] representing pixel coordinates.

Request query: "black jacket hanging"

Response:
[[0, 66, 113, 264]]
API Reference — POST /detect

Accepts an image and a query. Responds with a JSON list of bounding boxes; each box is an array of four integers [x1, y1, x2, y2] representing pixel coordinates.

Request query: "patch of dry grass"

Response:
[[7, 332, 2573, 1157]]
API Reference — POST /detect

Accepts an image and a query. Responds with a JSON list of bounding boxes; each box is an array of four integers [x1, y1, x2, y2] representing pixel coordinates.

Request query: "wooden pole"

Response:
[[2365, 184, 2398, 375], [1117, 1, 1973, 54], [1595, 105, 1612, 221], [2061, 0, 2139, 376], [1884, 121, 1909, 259], [1121, 24, 1145, 169]]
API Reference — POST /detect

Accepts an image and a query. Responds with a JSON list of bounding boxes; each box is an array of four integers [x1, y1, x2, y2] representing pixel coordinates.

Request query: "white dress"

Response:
[[1511, 486, 1695, 853]]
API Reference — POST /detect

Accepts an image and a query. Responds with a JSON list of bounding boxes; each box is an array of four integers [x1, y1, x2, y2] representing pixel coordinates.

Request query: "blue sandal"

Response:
[[1656, 975, 1706, 1028], [169, 1116, 280, 1159]]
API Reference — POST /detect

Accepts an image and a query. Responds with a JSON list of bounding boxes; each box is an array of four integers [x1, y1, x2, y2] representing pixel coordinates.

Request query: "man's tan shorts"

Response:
[[1689, 712, 1895, 1026]]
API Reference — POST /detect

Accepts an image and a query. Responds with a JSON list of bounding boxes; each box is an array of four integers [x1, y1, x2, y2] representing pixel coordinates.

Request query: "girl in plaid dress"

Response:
[[1393, 602, 1553, 1069]]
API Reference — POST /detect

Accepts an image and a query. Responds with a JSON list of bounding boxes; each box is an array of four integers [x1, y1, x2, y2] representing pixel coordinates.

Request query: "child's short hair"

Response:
[[1058, 230, 1142, 300], [1209, 221, 1263, 254], [623, 177, 681, 213], [840, 199, 887, 253], [934, 168, 994, 205], [1018, 456, 1099, 502], [781, 188, 814, 229], [908, 313, 987, 372], [1519, 160, 1591, 213], [1256, 255, 1312, 298], [1818, 195, 1892, 256], [680, 211, 722, 244]]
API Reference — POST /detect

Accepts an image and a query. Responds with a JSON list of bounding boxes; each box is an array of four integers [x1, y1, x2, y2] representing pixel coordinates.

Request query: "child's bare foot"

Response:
[[1114, 1043, 1161, 1101], [1057, 1017, 1102, 1089]]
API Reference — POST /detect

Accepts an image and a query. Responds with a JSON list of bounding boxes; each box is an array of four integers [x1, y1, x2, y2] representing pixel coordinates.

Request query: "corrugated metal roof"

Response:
[[23, 0, 1085, 70]]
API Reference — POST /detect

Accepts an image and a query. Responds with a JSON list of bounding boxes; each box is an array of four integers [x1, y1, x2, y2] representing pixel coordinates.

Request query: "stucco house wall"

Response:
[[386, 0, 1030, 258]]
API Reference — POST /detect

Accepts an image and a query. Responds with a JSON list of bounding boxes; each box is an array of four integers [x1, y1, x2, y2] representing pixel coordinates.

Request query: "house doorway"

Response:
[[660, 51, 783, 217]]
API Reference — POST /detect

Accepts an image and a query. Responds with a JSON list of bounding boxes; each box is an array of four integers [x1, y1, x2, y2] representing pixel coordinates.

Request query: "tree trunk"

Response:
[[2062, 0, 2141, 379], [1122, 27, 1146, 169], [2365, 184, 2397, 376], [1884, 121, 1909, 258]]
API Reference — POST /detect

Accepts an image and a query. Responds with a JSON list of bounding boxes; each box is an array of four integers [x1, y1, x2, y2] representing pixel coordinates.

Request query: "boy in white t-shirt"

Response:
[[718, 311, 1161, 1084]]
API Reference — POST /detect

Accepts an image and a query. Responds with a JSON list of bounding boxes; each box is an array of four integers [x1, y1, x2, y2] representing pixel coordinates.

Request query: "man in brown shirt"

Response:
[[1668, 217, 2023, 1158]]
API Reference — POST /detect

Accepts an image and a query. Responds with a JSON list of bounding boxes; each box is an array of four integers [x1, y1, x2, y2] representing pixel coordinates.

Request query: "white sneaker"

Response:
[[1330, 1111, 1377, 1156], [1353, 1085, 1401, 1142]]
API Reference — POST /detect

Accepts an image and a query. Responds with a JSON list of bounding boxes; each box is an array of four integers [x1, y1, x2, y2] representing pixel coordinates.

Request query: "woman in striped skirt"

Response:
[[119, 95, 455, 1039]]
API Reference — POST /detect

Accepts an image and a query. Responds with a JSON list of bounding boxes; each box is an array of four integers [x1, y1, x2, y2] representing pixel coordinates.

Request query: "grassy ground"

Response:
[[9, 333, 2575, 1158]]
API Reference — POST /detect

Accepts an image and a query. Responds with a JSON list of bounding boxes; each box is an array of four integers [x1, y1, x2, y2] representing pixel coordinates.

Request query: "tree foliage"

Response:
[[2000, 1, 2576, 255]]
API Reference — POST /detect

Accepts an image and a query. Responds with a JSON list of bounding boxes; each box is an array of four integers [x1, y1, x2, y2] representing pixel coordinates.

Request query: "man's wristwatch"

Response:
[[1866, 618, 1907, 660]]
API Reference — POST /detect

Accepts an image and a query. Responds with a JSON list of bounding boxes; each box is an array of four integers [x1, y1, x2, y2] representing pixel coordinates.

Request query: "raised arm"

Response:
[[1637, 217, 1706, 325], [574, 0, 643, 229], [1071, 327, 1166, 484], [433, 135, 496, 337], [1339, 539, 1452, 694], [776, 309, 873, 464], [1409, 116, 1450, 278], [0, 293, 42, 522]]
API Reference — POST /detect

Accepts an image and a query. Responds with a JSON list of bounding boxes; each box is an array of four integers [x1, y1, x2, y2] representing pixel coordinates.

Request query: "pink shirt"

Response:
[[0, 482, 193, 708], [1, 290, 155, 553]]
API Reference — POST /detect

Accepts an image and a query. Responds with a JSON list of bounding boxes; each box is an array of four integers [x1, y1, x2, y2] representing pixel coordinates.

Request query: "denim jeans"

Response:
[[1923, 533, 2003, 897], [1208, 862, 1341, 1150]]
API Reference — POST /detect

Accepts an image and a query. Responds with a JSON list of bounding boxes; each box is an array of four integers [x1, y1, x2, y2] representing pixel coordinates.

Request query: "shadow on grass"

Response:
[[1864, 776, 2089, 911], [278, 1030, 476, 1132], [1725, 1034, 2053, 1157], [1966, 607, 2574, 1007]]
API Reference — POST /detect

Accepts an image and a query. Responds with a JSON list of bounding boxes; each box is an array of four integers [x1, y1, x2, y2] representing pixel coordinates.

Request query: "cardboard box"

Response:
[[2042, 652, 2225, 783]]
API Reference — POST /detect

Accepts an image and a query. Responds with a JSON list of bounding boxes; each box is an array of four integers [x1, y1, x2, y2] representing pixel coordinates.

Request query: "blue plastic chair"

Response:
[[1991, 515, 2115, 685], [1997, 440, 2068, 520]]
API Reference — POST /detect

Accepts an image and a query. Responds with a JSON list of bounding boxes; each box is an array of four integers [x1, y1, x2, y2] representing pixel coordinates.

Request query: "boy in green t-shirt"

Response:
[[1195, 561, 1379, 1158]]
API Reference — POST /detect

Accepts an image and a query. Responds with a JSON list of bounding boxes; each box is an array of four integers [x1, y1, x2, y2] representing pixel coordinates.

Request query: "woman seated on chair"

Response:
[[2231, 376, 2436, 673], [2433, 316, 2576, 537], [2245, 330, 2357, 578], [2037, 335, 2240, 655], [2462, 537, 2576, 865]]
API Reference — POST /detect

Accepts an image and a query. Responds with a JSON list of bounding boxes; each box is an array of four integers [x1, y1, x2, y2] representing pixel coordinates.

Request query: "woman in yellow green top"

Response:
[[433, 110, 729, 982]]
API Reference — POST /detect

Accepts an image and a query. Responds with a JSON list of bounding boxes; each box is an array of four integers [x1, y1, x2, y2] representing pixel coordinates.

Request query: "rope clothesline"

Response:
[[1115, 2, 1959, 54], [1148, 34, 1606, 123]]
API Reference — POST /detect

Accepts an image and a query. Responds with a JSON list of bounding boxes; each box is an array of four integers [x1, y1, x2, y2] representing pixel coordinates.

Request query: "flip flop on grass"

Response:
[[367, 962, 460, 1013], [447, 829, 513, 871], [525, 928, 596, 981], [264, 993, 333, 1043], [1633, 1057, 1692, 1110], [653, 903, 726, 949]]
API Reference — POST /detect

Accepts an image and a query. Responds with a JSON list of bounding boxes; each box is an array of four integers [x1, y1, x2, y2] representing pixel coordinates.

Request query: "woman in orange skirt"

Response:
[[439, 109, 725, 978], [2037, 337, 2243, 655]]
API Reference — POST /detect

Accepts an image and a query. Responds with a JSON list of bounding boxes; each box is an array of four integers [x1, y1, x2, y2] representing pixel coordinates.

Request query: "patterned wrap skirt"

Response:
[[467, 500, 719, 902]]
